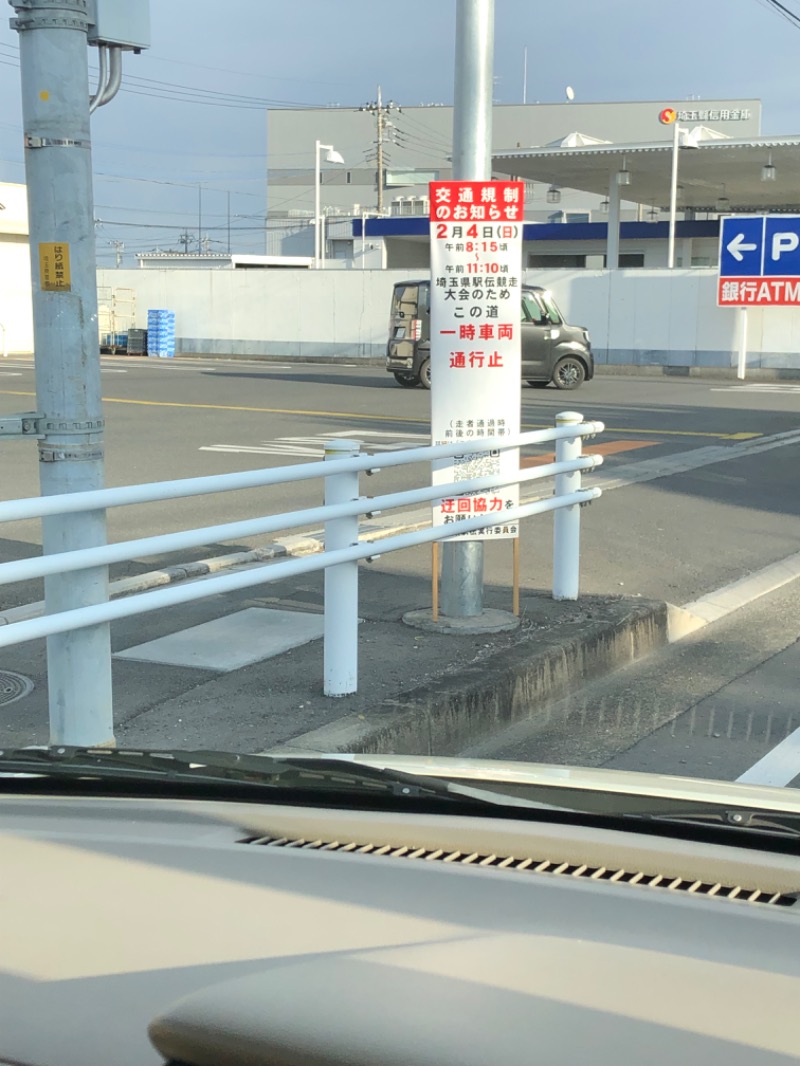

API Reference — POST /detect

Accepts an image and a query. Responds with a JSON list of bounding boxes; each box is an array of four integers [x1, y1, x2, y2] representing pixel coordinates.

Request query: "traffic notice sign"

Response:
[[429, 180, 524, 540], [718, 215, 800, 305]]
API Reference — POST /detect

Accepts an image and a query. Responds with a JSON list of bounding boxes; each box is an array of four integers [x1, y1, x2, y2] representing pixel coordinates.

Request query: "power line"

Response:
[[757, 0, 800, 27], [0, 41, 333, 110]]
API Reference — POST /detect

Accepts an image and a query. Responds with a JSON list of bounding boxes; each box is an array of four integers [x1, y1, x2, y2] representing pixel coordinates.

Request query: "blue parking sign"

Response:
[[764, 217, 800, 276], [719, 217, 764, 277]]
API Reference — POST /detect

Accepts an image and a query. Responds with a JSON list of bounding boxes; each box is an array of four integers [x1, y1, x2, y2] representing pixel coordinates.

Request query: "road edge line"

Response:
[[667, 550, 800, 643]]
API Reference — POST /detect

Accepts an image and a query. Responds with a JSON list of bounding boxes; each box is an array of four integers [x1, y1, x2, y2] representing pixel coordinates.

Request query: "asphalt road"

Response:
[[2, 355, 799, 783], [464, 579, 800, 788], [1, 354, 799, 603]]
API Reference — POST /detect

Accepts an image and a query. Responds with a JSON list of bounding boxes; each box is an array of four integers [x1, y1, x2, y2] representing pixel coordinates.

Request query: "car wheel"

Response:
[[419, 358, 431, 390], [527, 380, 549, 388], [552, 356, 586, 390], [393, 372, 419, 388]]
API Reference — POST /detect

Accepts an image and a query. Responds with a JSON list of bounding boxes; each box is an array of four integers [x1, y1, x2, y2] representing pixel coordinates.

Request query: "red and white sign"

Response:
[[718, 277, 800, 306], [429, 180, 524, 540]]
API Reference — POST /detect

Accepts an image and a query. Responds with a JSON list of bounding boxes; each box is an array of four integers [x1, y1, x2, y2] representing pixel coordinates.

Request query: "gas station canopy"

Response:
[[492, 134, 800, 213]]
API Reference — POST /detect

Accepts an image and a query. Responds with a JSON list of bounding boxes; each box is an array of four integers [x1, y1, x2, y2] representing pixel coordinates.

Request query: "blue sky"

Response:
[[0, 0, 797, 264]]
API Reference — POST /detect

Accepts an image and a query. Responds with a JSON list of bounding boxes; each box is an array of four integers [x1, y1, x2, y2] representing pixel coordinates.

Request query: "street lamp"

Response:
[[314, 140, 345, 269], [664, 118, 700, 269]]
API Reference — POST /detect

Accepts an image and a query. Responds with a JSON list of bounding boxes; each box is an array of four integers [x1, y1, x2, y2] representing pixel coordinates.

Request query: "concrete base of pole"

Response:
[[402, 607, 520, 635]]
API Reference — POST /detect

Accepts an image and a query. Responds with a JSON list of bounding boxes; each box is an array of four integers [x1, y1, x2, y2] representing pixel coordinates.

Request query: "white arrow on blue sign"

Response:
[[719, 217, 764, 277], [719, 215, 800, 278]]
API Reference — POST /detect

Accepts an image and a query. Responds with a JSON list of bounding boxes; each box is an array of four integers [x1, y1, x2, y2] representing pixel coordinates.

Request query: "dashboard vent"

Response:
[[239, 835, 798, 909]]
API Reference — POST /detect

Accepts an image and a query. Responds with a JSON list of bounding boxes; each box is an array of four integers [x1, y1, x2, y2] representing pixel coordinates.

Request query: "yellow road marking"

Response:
[[0, 389, 763, 440]]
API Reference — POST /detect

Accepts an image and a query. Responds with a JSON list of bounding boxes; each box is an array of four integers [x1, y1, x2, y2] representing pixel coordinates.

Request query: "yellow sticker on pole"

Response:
[[39, 242, 71, 292]]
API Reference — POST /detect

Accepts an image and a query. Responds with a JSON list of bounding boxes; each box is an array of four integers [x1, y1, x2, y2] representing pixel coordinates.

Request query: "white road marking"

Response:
[[737, 727, 800, 787], [590, 427, 800, 493], [710, 384, 800, 393], [208, 364, 293, 371], [0, 371, 22, 376], [201, 429, 429, 458]]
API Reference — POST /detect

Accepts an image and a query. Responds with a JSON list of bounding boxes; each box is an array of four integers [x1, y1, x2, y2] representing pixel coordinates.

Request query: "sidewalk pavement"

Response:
[[0, 554, 669, 755]]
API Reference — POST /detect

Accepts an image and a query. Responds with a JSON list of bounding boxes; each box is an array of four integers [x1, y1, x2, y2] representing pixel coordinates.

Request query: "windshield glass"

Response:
[[539, 289, 563, 324], [1, 3, 799, 841]]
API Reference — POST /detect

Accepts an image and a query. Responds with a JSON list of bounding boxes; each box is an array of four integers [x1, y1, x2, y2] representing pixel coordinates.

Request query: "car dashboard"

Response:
[[2, 792, 800, 1066]]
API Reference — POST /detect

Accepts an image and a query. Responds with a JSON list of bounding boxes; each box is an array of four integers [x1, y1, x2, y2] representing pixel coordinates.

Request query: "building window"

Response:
[[528, 254, 587, 268], [565, 212, 590, 224], [617, 253, 645, 268], [385, 169, 439, 187], [346, 171, 352, 184]]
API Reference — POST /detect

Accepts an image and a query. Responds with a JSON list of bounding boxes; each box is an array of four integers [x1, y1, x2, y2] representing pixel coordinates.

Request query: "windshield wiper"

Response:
[[3, 749, 797, 841], [0, 747, 566, 812], [640, 809, 800, 841]]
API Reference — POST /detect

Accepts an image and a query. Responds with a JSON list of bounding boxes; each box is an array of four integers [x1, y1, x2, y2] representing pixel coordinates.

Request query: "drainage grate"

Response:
[[240, 834, 798, 909], [0, 671, 34, 707]]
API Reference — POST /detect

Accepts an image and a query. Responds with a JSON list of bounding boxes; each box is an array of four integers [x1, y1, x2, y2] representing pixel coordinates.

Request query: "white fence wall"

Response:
[[96, 267, 800, 369], [0, 237, 34, 354]]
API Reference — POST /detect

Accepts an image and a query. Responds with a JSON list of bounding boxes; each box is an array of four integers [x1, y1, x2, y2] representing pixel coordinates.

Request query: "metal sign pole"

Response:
[[11, 0, 113, 746], [440, 0, 495, 619], [737, 306, 748, 381]]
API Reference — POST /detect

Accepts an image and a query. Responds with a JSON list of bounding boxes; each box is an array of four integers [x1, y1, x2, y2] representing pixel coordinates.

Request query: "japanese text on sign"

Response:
[[38, 242, 71, 292], [430, 181, 524, 541], [719, 278, 800, 306]]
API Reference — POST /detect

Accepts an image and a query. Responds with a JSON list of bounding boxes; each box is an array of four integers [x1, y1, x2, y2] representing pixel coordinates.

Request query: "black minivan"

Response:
[[386, 279, 594, 390]]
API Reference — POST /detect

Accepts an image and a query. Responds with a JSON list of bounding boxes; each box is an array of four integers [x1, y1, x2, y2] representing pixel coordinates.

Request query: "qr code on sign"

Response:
[[452, 450, 500, 481]]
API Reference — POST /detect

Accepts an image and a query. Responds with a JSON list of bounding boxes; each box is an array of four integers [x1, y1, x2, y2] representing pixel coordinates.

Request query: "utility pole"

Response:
[[9, 0, 149, 746], [197, 184, 202, 253], [360, 85, 397, 214], [110, 238, 124, 267], [440, 0, 495, 619], [178, 230, 192, 254], [10, 0, 111, 745]]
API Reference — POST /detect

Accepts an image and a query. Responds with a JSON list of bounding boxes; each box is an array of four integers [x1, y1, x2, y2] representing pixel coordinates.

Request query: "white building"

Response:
[[266, 98, 761, 261]]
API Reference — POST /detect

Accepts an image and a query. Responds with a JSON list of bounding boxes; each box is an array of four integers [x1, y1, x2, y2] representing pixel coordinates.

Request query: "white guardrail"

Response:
[[0, 411, 604, 700]]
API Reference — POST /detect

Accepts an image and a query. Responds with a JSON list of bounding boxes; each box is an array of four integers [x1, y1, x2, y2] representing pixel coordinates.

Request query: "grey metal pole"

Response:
[[314, 139, 321, 268], [11, 0, 114, 746], [667, 120, 680, 269], [376, 85, 384, 214], [606, 173, 621, 270], [440, 0, 494, 619]]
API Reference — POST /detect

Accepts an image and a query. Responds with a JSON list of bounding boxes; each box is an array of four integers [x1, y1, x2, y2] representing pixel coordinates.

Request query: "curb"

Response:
[[0, 545, 288, 626], [268, 599, 671, 757], [667, 550, 800, 641], [0, 520, 429, 628], [595, 364, 800, 381]]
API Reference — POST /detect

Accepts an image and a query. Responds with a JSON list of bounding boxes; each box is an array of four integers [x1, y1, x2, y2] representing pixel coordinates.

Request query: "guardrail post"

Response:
[[324, 439, 361, 696], [553, 411, 583, 601]]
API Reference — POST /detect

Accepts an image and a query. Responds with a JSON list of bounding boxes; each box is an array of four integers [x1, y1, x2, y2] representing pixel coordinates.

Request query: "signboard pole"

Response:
[[440, 0, 495, 619], [737, 307, 748, 380], [11, 0, 113, 745]]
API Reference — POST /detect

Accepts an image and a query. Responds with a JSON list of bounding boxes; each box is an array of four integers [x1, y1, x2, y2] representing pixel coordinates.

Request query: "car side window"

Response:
[[522, 293, 546, 325]]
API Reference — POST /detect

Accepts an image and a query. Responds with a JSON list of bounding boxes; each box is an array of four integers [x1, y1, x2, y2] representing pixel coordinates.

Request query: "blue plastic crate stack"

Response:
[[146, 310, 176, 358]]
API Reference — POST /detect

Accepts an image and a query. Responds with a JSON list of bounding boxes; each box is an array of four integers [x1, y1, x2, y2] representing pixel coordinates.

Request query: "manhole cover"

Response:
[[0, 670, 34, 706]]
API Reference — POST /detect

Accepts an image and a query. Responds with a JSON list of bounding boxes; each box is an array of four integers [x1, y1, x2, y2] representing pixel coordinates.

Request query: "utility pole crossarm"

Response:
[[360, 85, 397, 214]]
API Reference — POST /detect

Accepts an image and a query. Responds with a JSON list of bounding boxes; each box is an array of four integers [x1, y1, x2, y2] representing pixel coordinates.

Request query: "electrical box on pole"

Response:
[[86, 0, 150, 50]]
